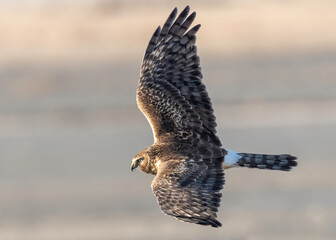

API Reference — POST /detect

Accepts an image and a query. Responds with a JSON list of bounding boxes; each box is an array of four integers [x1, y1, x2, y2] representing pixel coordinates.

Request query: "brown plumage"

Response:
[[131, 6, 297, 228]]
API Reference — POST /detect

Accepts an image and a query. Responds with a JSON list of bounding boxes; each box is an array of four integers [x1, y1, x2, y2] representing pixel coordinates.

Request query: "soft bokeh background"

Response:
[[1, 0, 335, 239]]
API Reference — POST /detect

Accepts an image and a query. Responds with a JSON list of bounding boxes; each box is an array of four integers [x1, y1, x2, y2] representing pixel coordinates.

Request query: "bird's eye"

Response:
[[137, 157, 144, 163]]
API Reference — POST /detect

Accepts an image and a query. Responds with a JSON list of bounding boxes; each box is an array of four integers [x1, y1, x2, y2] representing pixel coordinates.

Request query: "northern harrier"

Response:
[[131, 6, 297, 227]]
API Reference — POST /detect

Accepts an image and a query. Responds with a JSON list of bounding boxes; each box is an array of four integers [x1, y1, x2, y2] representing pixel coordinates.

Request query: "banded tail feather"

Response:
[[223, 149, 297, 171]]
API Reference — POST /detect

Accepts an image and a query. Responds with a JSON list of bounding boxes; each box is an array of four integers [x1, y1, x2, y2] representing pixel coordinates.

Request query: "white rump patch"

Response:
[[224, 149, 242, 168]]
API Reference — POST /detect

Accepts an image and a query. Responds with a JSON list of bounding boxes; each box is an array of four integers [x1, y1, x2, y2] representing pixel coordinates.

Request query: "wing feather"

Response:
[[144, 26, 161, 56], [137, 79, 203, 142], [159, 7, 177, 41], [151, 159, 224, 227], [138, 6, 220, 145]]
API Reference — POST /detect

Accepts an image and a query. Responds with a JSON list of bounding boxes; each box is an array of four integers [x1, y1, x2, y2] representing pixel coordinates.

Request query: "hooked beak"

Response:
[[131, 160, 138, 172]]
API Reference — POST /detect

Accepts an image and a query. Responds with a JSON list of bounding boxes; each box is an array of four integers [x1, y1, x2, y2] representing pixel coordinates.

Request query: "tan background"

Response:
[[0, 0, 335, 239]]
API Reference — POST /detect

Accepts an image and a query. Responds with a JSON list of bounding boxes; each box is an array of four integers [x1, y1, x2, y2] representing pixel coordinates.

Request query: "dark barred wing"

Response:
[[151, 158, 224, 227], [138, 6, 220, 145], [137, 78, 203, 142]]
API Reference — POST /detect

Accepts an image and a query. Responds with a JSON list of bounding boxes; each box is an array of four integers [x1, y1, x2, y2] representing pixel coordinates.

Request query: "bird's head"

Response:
[[131, 149, 149, 172]]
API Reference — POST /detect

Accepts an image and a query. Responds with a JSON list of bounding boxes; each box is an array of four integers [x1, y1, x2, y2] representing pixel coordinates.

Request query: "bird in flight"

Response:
[[131, 6, 297, 228]]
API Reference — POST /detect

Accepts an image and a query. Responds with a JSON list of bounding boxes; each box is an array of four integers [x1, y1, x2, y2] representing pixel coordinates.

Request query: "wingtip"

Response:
[[172, 7, 178, 16], [195, 24, 201, 30], [154, 25, 161, 35], [207, 218, 222, 228], [173, 5, 191, 15], [187, 24, 201, 36], [180, 5, 190, 16]]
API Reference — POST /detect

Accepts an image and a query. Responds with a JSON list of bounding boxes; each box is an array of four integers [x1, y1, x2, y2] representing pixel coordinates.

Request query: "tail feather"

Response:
[[237, 153, 297, 171]]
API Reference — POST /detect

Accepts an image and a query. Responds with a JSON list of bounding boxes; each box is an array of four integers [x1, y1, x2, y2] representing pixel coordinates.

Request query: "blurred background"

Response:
[[0, 0, 335, 239]]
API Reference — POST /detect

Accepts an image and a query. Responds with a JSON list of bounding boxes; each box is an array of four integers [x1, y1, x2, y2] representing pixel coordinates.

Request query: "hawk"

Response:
[[131, 6, 297, 228]]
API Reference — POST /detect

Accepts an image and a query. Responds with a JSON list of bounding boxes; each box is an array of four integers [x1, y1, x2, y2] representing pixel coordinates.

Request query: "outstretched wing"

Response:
[[151, 158, 224, 227], [137, 6, 220, 145]]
